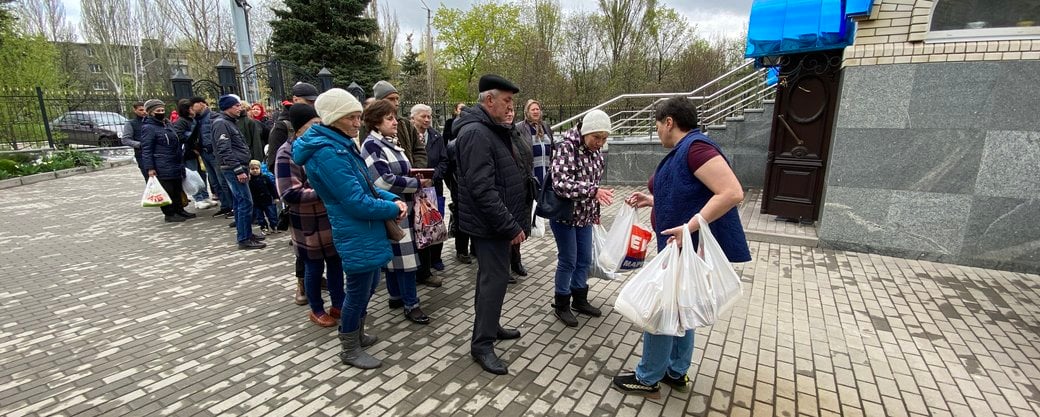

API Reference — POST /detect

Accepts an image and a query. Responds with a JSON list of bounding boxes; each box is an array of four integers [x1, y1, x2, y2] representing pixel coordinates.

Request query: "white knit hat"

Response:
[[314, 88, 363, 124], [580, 109, 611, 136]]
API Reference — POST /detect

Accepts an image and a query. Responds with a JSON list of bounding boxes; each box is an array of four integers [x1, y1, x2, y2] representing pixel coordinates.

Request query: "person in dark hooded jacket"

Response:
[[140, 99, 195, 223], [455, 75, 532, 376]]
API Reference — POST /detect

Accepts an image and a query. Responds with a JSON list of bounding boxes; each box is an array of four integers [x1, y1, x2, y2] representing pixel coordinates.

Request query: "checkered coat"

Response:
[[274, 130, 338, 260], [362, 132, 420, 272]]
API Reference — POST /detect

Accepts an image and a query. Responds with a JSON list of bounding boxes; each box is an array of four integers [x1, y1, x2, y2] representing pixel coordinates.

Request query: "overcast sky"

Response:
[[388, 0, 753, 42], [59, 0, 753, 44]]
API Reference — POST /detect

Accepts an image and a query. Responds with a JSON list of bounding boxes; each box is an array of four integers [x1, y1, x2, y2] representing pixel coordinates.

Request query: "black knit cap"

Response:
[[478, 74, 519, 94], [288, 103, 318, 132]]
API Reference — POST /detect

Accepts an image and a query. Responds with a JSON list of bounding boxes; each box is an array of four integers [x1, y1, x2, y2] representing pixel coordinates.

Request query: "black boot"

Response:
[[552, 294, 578, 327], [571, 287, 602, 317]]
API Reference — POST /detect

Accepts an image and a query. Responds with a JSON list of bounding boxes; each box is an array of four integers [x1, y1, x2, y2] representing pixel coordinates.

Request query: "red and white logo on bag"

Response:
[[620, 224, 653, 270]]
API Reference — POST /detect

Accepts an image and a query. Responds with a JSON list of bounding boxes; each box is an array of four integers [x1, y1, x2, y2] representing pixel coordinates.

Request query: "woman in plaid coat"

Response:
[[274, 104, 346, 328], [361, 99, 433, 325]]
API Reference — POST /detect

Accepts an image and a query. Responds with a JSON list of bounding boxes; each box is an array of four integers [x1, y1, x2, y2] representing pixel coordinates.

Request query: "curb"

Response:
[[0, 159, 134, 191]]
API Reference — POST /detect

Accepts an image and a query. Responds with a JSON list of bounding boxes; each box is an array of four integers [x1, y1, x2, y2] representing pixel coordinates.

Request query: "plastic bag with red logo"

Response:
[[141, 176, 172, 207], [598, 205, 654, 272]]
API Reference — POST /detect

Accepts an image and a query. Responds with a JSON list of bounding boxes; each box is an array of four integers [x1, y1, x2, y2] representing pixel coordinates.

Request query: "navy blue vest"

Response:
[[652, 130, 751, 262]]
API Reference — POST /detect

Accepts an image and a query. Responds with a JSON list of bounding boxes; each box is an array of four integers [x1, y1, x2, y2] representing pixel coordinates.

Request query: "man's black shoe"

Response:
[[511, 262, 527, 276], [471, 351, 508, 375], [238, 239, 266, 250], [251, 234, 266, 241], [508, 276, 518, 284], [164, 215, 186, 223], [496, 328, 521, 340], [176, 211, 197, 219], [228, 221, 235, 228], [456, 253, 472, 264], [212, 208, 232, 217]]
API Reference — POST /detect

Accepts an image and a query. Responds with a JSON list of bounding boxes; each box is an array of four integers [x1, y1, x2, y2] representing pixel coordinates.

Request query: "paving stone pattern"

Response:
[[1, 166, 1040, 416]]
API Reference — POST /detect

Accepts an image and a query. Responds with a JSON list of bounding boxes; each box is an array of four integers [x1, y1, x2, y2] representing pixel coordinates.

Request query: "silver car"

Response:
[[51, 111, 128, 147]]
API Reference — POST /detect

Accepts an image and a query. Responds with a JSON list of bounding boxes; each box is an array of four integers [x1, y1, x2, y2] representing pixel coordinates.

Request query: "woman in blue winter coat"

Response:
[[292, 89, 407, 370], [140, 99, 195, 223]]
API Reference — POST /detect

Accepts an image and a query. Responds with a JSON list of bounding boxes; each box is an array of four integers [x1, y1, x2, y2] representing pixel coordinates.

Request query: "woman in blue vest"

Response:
[[612, 96, 751, 398]]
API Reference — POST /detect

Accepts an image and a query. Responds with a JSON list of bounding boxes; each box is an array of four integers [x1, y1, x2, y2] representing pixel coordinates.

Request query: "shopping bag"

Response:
[[182, 168, 205, 197], [599, 205, 654, 272], [530, 204, 546, 238], [141, 176, 172, 207], [675, 214, 744, 329], [588, 225, 619, 280], [414, 187, 448, 249], [614, 244, 683, 336]]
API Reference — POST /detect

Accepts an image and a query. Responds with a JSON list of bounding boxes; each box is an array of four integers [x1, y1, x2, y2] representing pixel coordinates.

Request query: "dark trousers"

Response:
[[455, 232, 473, 255], [511, 243, 522, 265], [133, 153, 148, 181], [295, 255, 304, 278], [471, 236, 511, 354], [156, 177, 185, 217], [417, 243, 444, 279]]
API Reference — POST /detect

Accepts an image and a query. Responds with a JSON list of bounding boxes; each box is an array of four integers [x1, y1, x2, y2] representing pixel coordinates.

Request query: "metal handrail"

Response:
[[701, 86, 775, 126], [550, 59, 756, 131], [698, 81, 769, 120]]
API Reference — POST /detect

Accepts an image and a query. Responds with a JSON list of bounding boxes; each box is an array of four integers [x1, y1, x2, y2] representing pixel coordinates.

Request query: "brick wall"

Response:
[[842, 0, 1040, 66]]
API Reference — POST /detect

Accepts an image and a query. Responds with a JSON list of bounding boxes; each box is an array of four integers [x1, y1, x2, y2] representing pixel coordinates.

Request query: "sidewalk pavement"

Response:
[[1, 165, 1039, 417]]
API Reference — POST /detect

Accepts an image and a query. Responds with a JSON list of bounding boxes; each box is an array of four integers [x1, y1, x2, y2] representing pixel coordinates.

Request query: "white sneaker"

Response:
[[195, 200, 216, 210]]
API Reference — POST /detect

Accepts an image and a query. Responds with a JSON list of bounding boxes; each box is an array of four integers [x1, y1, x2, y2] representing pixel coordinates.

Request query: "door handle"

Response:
[[777, 115, 804, 145]]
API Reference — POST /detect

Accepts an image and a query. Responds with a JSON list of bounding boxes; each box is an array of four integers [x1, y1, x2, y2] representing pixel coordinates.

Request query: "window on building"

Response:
[[89, 64, 102, 73], [92, 81, 108, 91], [928, 0, 1040, 41]]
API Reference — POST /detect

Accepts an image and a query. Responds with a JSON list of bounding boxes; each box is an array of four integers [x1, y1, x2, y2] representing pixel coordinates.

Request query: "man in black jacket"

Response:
[[213, 95, 266, 250], [456, 75, 531, 375], [265, 82, 318, 168]]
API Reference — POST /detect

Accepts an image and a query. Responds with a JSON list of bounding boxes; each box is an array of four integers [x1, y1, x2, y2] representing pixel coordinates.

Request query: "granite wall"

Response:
[[602, 101, 773, 188], [818, 60, 1040, 274]]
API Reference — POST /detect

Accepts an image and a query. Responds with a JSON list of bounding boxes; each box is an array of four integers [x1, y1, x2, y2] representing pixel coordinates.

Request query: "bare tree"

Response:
[[81, 0, 138, 103], [14, 0, 76, 42], [377, 1, 400, 80], [250, 0, 282, 58], [155, 0, 236, 81]]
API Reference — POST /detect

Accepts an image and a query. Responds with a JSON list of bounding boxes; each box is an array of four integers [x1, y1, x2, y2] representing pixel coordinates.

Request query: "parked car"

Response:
[[51, 111, 128, 147]]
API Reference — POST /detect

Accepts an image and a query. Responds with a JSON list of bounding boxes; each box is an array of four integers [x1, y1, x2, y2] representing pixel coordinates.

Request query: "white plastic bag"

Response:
[[588, 225, 620, 280], [141, 176, 172, 207], [182, 168, 205, 197], [676, 214, 744, 329], [531, 204, 546, 238], [614, 244, 684, 336], [599, 205, 654, 272]]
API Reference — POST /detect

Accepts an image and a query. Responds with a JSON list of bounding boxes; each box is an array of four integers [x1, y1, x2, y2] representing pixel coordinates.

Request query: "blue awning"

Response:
[[745, 0, 873, 59]]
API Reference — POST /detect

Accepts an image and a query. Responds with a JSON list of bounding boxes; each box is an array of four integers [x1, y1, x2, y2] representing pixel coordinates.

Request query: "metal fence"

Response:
[[0, 87, 174, 151]]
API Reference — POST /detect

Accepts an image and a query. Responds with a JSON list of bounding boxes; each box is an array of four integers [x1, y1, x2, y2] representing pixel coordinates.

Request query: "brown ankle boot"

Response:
[[294, 277, 307, 305]]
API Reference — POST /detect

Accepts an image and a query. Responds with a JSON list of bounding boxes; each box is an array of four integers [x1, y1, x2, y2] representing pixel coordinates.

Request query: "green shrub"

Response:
[[0, 159, 16, 174], [16, 163, 40, 175]]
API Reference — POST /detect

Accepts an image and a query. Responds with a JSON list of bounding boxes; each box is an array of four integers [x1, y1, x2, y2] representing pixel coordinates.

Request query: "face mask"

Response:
[[153, 112, 166, 121]]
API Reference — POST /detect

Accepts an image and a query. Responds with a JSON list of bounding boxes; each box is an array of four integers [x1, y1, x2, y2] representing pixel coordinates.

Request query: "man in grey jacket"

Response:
[[212, 95, 265, 250], [121, 101, 148, 180]]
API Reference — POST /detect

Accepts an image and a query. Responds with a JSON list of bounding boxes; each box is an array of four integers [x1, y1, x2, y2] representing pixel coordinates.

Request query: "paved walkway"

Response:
[[2, 165, 1040, 417]]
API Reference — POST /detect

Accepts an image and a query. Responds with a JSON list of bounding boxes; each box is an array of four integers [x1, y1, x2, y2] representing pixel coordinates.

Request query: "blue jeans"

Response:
[[201, 150, 232, 211], [636, 330, 696, 385], [254, 204, 278, 228], [385, 270, 419, 310], [184, 157, 210, 202], [340, 268, 381, 333], [550, 220, 592, 295], [303, 255, 345, 315], [221, 170, 255, 243]]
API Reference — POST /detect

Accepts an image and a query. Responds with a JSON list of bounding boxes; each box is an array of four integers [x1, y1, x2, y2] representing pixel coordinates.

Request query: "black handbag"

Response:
[[276, 206, 291, 231], [535, 170, 573, 223]]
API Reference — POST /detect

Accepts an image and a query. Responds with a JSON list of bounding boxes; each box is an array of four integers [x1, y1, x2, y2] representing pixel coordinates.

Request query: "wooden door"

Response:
[[760, 51, 842, 222]]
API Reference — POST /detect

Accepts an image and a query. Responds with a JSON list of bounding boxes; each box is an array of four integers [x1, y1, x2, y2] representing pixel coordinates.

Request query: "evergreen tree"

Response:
[[269, 0, 386, 91], [397, 34, 426, 100]]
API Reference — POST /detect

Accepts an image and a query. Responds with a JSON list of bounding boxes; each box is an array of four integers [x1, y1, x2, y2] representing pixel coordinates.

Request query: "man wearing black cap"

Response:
[[266, 82, 319, 168], [455, 74, 532, 375], [213, 94, 266, 249]]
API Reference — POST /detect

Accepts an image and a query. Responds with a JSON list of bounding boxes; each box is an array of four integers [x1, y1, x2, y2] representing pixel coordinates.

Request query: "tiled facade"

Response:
[[843, 0, 1040, 66]]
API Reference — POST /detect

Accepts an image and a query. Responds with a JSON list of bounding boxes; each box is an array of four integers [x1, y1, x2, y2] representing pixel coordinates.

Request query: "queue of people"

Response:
[[128, 77, 751, 399]]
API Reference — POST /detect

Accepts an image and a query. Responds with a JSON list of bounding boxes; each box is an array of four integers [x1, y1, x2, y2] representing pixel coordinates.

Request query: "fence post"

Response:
[[36, 86, 55, 149]]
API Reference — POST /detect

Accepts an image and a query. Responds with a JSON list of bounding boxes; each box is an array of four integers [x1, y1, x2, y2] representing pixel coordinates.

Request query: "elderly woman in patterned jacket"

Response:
[[361, 99, 434, 325], [548, 110, 614, 327]]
